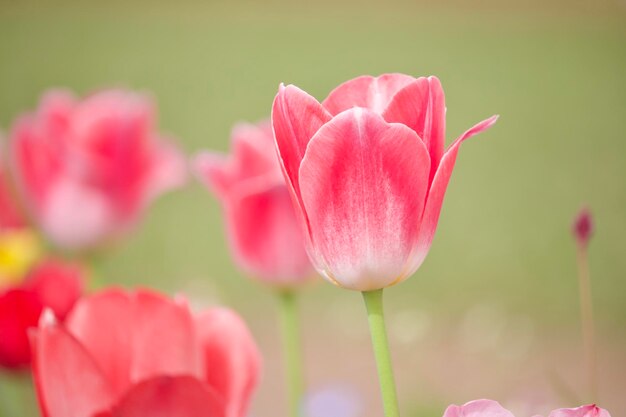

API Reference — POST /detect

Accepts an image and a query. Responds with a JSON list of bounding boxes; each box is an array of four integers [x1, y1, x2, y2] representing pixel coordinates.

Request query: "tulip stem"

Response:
[[576, 244, 598, 402], [278, 289, 304, 417], [362, 289, 400, 417]]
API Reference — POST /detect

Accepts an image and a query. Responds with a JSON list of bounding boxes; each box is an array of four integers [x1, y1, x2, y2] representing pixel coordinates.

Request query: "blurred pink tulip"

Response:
[[194, 121, 313, 286], [442, 400, 611, 417], [0, 258, 84, 369], [272, 73, 498, 291], [31, 288, 261, 417], [9, 89, 186, 250]]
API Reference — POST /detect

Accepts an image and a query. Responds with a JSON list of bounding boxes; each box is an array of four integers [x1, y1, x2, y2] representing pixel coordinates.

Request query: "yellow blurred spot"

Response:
[[0, 230, 41, 289]]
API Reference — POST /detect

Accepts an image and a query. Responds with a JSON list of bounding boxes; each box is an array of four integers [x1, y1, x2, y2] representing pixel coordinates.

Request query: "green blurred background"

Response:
[[0, 1, 625, 416]]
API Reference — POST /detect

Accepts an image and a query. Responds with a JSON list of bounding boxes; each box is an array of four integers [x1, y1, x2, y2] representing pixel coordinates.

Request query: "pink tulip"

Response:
[[0, 258, 84, 369], [194, 121, 313, 286], [9, 89, 186, 250], [272, 74, 498, 291], [442, 400, 611, 417], [31, 288, 261, 417]]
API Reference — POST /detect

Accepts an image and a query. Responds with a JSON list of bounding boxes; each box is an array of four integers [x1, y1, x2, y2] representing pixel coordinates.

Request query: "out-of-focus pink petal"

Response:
[[299, 108, 430, 290], [193, 152, 233, 199], [10, 117, 62, 209], [0, 288, 42, 369], [442, 399, 515, 417], [64, 290, 134, 395], [146, 139, 187, 203], [195, 308, 261, 417], [66, 289, 201, 398], [31, 312, 115, 417], [322, 74, 416, 115], [411, 115, 498, 272], [230, 121, 280, 181], [102, 376, 225, 417], [271, 84, 332, 200], [193, 123, 282, 200], [224, 184, 313, 284], [548, 405, 611, 417], [130, 291, 201, 382], [383, 76, 446, 179], [24, 259, 84, 320], [36, 90, 75, 146], [41, 179, 114, 249], [11, 90, 74, 209]]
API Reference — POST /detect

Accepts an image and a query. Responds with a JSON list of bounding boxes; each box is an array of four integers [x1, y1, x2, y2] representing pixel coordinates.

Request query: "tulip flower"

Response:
[[0, 258, 84, 369], [442, 399, 610, 417], [9, 89, 186, 251], [272, 73, 497, 417], [273, 74, 497, 291], [30, 288, 261, 417], [194, 121, 313, 417], [193, 121, 312, 285]]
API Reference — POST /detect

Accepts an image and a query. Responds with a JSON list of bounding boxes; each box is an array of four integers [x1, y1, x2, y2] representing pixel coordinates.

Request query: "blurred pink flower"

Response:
[[272, 74, 498, 291], [9, 89, 186, 250], [442, 400, 610, 417], [194, 121, 313, 286], [572, 207, 593, 249], [31, 288, 261, 417], [0, 258, 84, 369]]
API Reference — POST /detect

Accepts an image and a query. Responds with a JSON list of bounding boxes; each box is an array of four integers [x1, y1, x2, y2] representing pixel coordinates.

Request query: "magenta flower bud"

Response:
[[572, 207, 593, 248]]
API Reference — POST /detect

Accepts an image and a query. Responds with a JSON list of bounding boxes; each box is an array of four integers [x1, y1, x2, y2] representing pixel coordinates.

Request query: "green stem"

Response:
[[278, 290, 304, 417], [576, 244, 598, 402], [363, 289, 400, 417]]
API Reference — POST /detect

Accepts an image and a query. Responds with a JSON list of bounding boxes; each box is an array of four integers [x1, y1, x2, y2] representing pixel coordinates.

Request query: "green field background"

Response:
[[0, 1, 625, 416]]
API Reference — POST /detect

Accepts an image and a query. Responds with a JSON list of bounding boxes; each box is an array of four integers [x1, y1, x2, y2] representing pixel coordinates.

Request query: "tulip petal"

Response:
[[442, 399, 515, 417], [322, 74, 416, 115], [272, 84, 332, 200], [225, 184, 313, 283], [299, 108, 430, 290], [193, 123, 282, 201], [412, 115, 498, 271], [130, 291, 202, 382], [41, 178, 115, 249], [104, 376, 224, 417], [193, 152, 232, 199], [146, 139, 187, 203], [548, 405, 611, 417], [0, 289, 42, 369], [383, 76, 446, 179], [24, 259, 84, 321], [196, 308, 261, 417], [31, 313, 115, 417], [10, 115, 63, 210], [65, 289, 201, 398], [230, 121, 279, 180]]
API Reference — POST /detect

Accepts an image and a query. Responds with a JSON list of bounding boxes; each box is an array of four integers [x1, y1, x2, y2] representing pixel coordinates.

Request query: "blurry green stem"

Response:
[[576, 244, 598, 402], [278, 290, 304, 417], [362, 289, 400, 417]]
